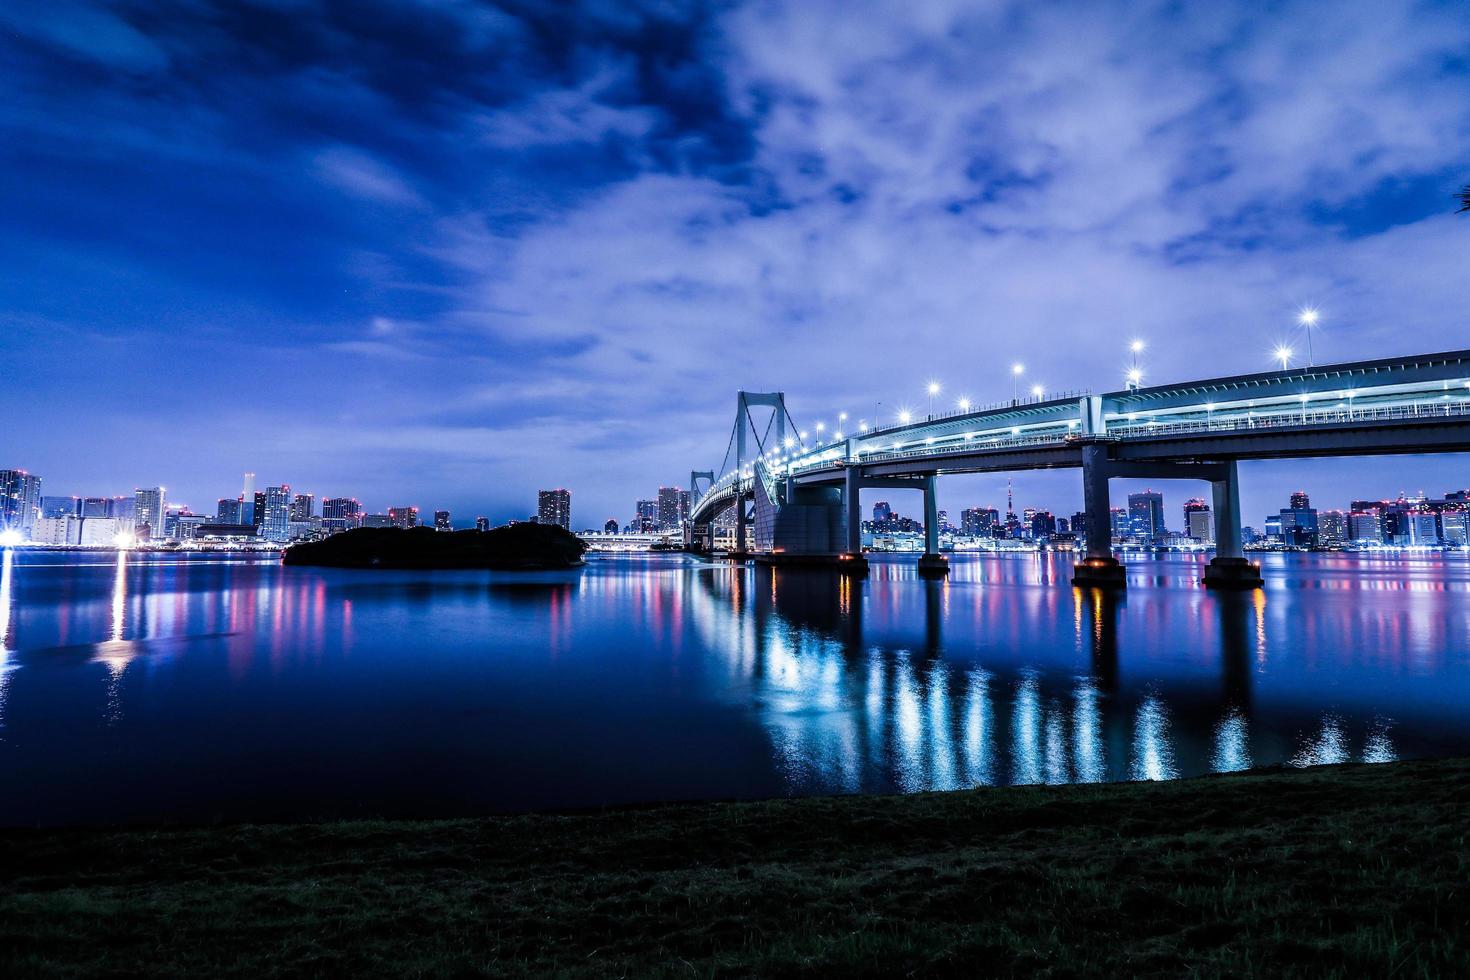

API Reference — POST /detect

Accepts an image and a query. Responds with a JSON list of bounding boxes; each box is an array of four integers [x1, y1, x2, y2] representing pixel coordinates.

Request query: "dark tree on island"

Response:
[[283, 523, 587, 570], [1459, 185, 1470, 213]]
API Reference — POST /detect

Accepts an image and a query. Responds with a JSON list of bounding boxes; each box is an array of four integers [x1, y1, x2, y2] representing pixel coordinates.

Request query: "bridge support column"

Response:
[[1073, 442, 1125, 589], [918, 475, 948, 577], [1204, 460, 1263, 589], [839, 466, 868, 575]]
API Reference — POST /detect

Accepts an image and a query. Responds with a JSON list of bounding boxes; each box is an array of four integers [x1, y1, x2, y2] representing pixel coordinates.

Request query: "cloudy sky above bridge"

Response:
[[4, 0, 1469, 523]]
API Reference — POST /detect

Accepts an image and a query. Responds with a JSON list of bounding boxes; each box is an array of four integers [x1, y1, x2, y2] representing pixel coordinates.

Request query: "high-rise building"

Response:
[[41, 496, 80, 519], [656, 487, 691, 530], [81, 497, 113, 518], [133, 487, 167, 538], [434, 510, 452, 532], [388, 506, 419, 529], [1349, 510, 1383, 543], [1127, 490, 1165, 542], [323, 498, 363, 529], [604, 518, 619, 533], [289, 493, 315, 521], [960, 507, 996, 537], [1277, 491, 1319, 547], [241, 473, 256, 526], [1184, 498, 1213, 543], [33, 516, 82, 545], [0, 470, 43, 539], [1407, 509, 1440, 545], [538, 489, 571, 530], [1071, 511, 1089, 541], [475, 516, 490, 532], [263, 486, 292, 542], [1318, 510, 1348, 547], [217, 497, 243, 524], [1107, 507, 1128, 541], [363, 514, 394, 528], [634, 498, 657, 532], [873, 501, 892, 523], [1441, 508, 1470, 545], [1029, 511, 1056, 539]]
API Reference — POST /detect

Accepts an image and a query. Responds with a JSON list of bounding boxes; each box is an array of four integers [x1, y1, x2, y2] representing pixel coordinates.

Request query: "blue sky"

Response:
[[2, 0, 1468, 527]]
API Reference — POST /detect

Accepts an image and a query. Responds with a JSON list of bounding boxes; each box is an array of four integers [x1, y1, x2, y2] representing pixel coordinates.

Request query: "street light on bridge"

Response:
[[1273, 344, 1294, 371], [898, 409, 912, 424], [1298, 307, 1321, 366], [927, 381, 941, 417], [958, 396, 971, 411], [1031, 384, 1045, 400], [1011, 363, 1024, 404]]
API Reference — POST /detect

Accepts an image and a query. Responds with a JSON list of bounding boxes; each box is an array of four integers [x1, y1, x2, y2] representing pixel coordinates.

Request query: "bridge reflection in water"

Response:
[[685, 556, 1396, 794]]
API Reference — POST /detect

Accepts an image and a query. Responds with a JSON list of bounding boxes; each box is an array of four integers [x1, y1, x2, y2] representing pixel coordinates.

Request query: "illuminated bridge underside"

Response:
[[689, 349, 1470, 585]]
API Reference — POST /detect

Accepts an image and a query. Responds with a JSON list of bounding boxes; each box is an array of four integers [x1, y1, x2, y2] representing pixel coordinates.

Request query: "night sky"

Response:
[[3, 1, 1468, 528]]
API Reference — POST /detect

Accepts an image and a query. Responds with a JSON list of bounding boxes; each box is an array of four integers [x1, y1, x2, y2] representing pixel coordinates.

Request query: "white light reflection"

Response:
[[94, 551, 135, 723], [893, 655, 925, 791], [1211, 709, 1252, 773], [1289, 715, 1349, 767], [926, 663, 958, 790], [1011, 672, 1042, 784], [1071, 679, 1104, 783], [0, 549, 14, 733], [1362, 720, 1398, 764], [1044, 702, 1070, 784], [962, 669, 994, 786], [1130, 695, 1178, 781]]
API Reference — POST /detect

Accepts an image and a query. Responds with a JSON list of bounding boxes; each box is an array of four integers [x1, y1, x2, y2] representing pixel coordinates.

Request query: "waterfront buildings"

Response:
[[322, 497, 362, 529], [388, 506, 419, 529], [0, 470, 43, 539], [434, 510, 452, 531], [1184, 499, 1213, 544], [1127, 491, 1166, 543], [475, 516, 490, 532], [262, 486, 292, 542], [656, 487, 691, 531], [538, 489, 571, 530], [289, 493, 315, 521], [133, 487, 167, 540]]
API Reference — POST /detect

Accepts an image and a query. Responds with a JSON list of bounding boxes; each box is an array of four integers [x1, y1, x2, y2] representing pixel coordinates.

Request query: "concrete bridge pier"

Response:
[[1203, 460, 1264, 589], [1073, 442, 1126, 589], [917, 475, 948, 577]]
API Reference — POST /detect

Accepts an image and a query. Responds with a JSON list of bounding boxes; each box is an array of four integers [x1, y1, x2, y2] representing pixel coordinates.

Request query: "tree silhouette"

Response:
[[1459, 185, 1470, 213]]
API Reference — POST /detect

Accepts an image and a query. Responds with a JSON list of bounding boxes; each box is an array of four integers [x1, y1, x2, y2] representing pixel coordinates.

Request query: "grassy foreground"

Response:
[[3, 760, 1468, 978]]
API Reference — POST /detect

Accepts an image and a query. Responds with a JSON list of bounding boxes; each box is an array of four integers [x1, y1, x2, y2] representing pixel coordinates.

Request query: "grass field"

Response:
[[3, 759, 1468, 977]]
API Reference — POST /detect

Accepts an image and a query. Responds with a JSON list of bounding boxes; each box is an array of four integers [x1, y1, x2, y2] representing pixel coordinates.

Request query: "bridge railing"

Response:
[[1107, 395, 1470, 440], [859, 388, 1092, 438]]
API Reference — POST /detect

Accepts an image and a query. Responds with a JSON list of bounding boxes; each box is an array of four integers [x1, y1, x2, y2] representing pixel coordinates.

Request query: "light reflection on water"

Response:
[[0, 549, 1460, 825]]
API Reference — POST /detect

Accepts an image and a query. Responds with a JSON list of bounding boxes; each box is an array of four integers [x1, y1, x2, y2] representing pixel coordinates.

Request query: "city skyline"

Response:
[[3, 2, 1468, 523]]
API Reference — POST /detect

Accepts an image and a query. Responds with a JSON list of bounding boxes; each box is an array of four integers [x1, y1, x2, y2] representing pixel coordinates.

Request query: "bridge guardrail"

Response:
[[1107, 397, 1470, 440]]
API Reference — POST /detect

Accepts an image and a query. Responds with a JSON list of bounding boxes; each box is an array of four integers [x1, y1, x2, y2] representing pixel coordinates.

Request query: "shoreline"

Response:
[[4, 757, 1467, 975]]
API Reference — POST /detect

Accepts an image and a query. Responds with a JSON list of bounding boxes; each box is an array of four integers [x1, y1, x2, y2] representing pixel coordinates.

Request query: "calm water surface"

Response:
[[2, 549, 1468, 825]]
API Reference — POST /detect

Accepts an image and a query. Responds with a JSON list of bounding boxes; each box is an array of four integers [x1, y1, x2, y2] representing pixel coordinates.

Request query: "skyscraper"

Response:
[[0, 470, 43, 539], [41, 495, 80, 519], [240, 473, 256, 526], [263, 486, 292, 542], [323, 498, 363, 528], [656, 487, 691, 530], [81, 497, 112, 518], [1127, 490, 1165, 542], [134, 486, 167, 539], [475, 516, 490, 532], [217, 497, 243, 524], [434, 510, 452, 531], [872, 501, 892, 523], [635, 499, 657, 532], [1184, 498, 1213, 543], [604, 518, 619, 533], [289, 493, 315, 521], [538, 489, 571, 530], [388, 506, 419, 529]]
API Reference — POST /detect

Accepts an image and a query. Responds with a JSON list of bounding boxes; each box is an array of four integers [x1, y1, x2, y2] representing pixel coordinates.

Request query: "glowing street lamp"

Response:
[[1273, 345, 1294, 371], [927, 381, 941, 417], [1011, 363, 1024, 403], [1126, 367, 1143, 391], [958, 396, 971, 411], [1298, 307, 1320, 365], [898, 409, 913, 425], [1031, 384, 1044, 400]]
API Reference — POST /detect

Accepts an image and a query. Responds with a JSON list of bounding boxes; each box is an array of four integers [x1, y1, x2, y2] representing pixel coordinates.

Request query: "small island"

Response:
[[282, 524, 587, 570]]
